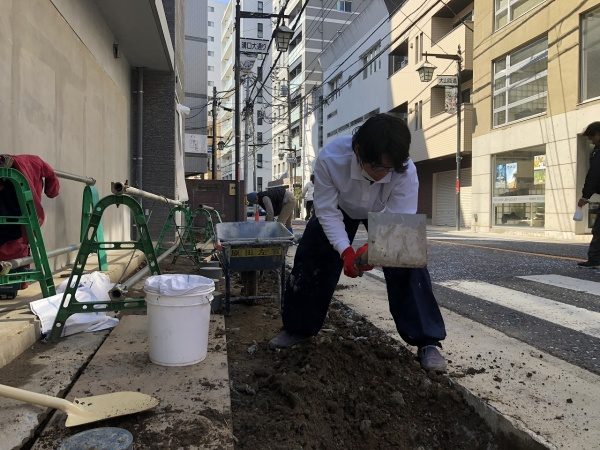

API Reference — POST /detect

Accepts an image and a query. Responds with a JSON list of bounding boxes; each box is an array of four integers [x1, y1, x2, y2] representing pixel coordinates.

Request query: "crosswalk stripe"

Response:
[[438, 280, 600, 339], [518, 274, 600, 296]]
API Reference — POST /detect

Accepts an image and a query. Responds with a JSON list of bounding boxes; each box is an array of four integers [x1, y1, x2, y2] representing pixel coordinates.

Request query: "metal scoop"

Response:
[[0, 383, 159, 427], [366, 212, 428, 268]]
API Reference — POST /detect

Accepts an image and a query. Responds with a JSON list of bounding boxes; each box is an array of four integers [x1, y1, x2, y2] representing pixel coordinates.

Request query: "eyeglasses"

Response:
[[366, 162, 394, 173]]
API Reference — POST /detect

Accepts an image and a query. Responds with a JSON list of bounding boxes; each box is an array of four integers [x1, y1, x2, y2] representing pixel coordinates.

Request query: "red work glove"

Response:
[[355, 244, 374, 272], [341, 246, 360, 278]]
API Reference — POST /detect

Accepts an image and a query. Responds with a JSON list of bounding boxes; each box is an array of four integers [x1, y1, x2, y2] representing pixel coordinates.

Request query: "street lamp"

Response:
[[234, 0, 291, 220], [417, 46, 463, 231], [274, 24, 294, 51]]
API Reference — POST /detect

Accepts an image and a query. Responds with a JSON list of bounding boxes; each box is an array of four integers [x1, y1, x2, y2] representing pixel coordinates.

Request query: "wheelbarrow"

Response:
[[215, 222, 294, 314]]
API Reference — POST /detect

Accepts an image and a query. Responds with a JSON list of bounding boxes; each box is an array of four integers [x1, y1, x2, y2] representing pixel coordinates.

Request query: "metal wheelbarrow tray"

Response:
[[216, 222, 294, 314]]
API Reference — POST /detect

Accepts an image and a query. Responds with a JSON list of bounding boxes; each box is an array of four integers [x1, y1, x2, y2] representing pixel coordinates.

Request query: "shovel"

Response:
[[0, 383, 159, 427], [362, 212, 428, 268]]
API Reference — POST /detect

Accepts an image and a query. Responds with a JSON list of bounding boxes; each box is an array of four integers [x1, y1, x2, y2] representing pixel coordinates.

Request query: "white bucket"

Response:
[[144, 275, 215, 366]]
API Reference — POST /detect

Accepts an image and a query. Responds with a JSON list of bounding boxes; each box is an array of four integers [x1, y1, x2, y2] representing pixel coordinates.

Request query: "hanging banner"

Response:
[[240, 53, 257, 74], [445, 87, 457, 114]]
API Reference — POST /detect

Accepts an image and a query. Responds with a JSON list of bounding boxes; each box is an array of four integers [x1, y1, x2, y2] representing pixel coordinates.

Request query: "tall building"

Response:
[[270, 0, 371, 215], [317, 0, 473, 226], [184, 0, 209, 175], [207, 0, 227, 178], [220, 0, 273, 194], [471, 0, 600, 239]]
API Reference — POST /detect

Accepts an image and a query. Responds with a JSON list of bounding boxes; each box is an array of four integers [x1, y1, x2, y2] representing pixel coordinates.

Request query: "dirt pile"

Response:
[[226, 294, 501, 449]]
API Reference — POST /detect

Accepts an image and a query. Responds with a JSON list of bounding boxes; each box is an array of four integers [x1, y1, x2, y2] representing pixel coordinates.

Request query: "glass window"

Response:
[[337, 1, 352, 12], [362, 43, 380, 79], [209, 6, 214, 12], [257, 132, 263, 143], [208, 21, 214, 27], [208, 81, 214, 86], [328, 73, 342, 100], [581, 7, 600, 101], [208, 50, 214, 57], [258, 1, 263, 12], [495, 0, 545, 30], [209, 36, 214, 42], [492, 146, 546, 227], [258, 23, 263, 38], [258, 176, 263, 191], [208, 66, 214, 71], [257, 110, 263, 125], [257, 154, 263, 168], [493, 37, 547, 126]]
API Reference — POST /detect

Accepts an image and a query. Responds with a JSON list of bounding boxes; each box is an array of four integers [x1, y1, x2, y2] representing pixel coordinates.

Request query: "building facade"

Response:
[[184, 0, 209, 175], [471, 0, 600, 238], [271, 0, 371, 213], [319, 0, 474, 226], [219, 0, 273, 194], [0, 0, 181, 267]]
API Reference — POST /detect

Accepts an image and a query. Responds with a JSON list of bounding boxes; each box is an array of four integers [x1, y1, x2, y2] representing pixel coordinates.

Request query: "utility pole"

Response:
[[234, 0, 241, 220], [286, 66, 293, 190], [212, 85, 217, 179], [243, 77, 251, 193]]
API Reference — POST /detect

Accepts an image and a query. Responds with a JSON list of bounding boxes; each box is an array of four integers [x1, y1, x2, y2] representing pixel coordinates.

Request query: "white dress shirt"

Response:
[[302, 181, 314, 201], [313, 135, 419, 255]]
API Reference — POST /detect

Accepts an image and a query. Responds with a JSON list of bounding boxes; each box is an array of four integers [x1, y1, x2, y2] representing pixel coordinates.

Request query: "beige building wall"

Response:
[[0, 0, 132, 269], [389, 1, 474, 163], [472, 0, 600, 238]]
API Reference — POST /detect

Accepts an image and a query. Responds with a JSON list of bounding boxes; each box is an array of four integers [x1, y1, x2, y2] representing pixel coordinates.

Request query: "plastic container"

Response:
[[573, 206, 584, 222], [143, 275, 215, 366]]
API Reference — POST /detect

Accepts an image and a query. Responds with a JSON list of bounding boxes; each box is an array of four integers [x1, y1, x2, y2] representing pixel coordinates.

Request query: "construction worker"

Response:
[[578, 121, 600, 267], [269, 113, 447, 372], [247, 186, 295, 233], [302, 174, 315, 220]]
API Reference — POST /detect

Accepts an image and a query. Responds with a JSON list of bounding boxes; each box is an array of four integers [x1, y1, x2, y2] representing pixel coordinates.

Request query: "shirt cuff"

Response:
[[334, 239, 351, 256]]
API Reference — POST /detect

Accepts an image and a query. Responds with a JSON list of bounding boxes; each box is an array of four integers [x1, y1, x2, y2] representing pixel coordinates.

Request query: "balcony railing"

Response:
[[431, 21, 473, 71], [287, 43, 303, 67]]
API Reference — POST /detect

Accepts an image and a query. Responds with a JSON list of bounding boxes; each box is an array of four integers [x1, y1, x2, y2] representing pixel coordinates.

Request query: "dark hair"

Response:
[[310, 174, 314, 182], [352, 113, 411, 172], [583, 122, 600, 137]]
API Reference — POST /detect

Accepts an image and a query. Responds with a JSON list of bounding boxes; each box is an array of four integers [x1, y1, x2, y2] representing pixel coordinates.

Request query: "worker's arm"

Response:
[[262, 196, 275, 221], [382, 161, 419, 214], [313, 158, 347, 255], [582, 152, 600, 201], [301, 182, 309, 199]]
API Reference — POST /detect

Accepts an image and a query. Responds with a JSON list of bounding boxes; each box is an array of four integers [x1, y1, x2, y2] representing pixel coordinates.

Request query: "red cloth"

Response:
[[0, 155, 60, 260]]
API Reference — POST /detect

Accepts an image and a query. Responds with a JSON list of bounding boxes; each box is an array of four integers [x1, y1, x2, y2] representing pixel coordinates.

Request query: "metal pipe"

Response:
[[53, 170, 96, 186], [135, 67, 144, 201], [1, 244, 81, 273], [108, 239, 180, 299], [111, 182, 183, 207]]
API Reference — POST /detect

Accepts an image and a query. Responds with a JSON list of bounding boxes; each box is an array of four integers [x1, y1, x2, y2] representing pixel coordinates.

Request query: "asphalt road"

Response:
[[341, 225, 600, 375]]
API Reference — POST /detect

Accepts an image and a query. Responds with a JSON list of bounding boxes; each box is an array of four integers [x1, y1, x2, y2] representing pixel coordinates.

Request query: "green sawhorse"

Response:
[[48, 194, 160, 341], [0, 168, 56, 298]]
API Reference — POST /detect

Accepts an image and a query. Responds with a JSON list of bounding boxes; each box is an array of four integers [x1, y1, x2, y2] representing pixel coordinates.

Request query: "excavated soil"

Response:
[[226, 276, 506, 450]]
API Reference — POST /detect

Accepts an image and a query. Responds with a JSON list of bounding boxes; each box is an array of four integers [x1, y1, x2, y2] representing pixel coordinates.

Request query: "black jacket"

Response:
[[583, 146, 600, 199], [258, 187, 286, 216]]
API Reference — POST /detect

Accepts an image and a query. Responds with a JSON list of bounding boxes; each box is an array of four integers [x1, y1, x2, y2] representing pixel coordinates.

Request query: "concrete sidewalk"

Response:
[[32, 315, 233, 449], [0, 250, 147, 369]]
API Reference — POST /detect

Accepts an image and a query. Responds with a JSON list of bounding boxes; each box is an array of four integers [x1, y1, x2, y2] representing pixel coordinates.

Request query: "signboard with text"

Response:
[[240, 38, 269, 54], [438, 75, 458, 86]]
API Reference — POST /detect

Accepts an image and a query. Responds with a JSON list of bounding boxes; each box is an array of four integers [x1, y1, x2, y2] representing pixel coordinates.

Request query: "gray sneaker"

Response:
[[418, 345, 447, 372], [269, 330, 309, 349]]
